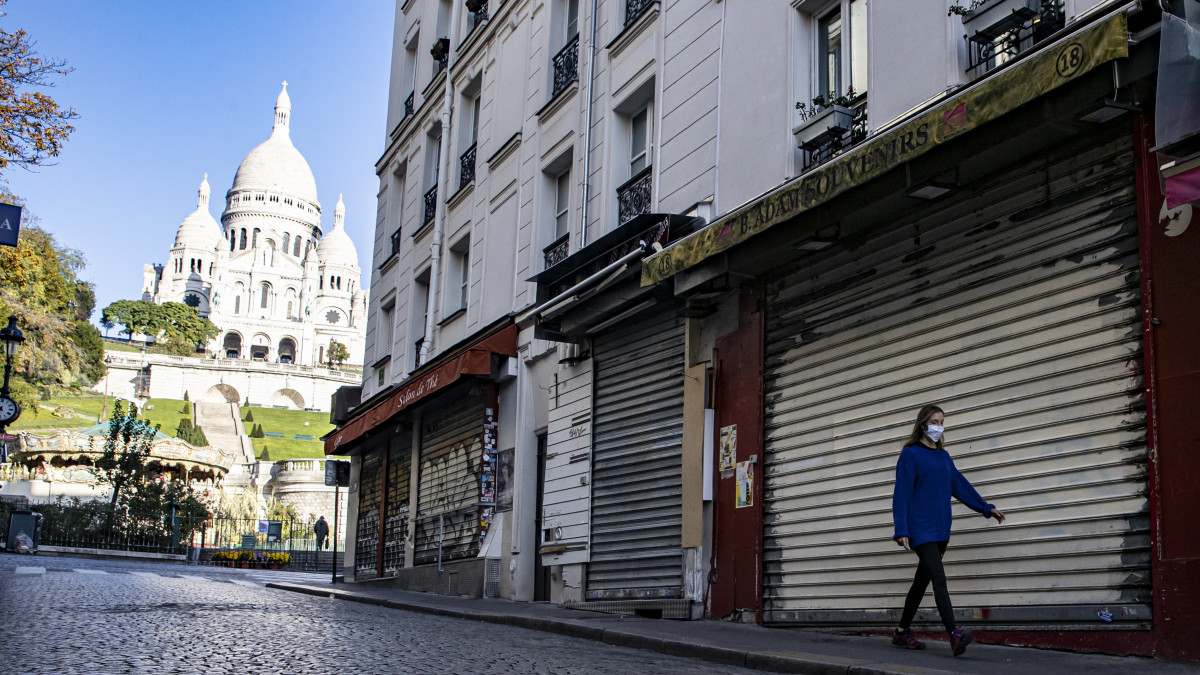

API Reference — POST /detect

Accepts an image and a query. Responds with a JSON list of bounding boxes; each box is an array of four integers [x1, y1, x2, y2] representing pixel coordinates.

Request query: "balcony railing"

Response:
[[625, 0, 654, 27], [404, 91, 415, 118], [413, 337, 425, 369], [389, 229, 402, 258], [551, 35, 579, 100], [423, 186, 438, 224], [543, 234, 570, 269], [459, 143, 477, 188], [802, 98, 868, 171], [965, 0, 1064, 77], [467, 1, 488, 35], [616, 165, 653, 224]]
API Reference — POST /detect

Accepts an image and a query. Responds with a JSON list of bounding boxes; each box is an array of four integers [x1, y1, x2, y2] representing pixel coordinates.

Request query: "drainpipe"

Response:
[[578, 0, 600, 246], [419, 0, 463, 366]]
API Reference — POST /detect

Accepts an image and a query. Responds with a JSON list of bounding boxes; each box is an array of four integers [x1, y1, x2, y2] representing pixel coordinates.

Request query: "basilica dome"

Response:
[[316, 195, 358, 266], [174, 174, 223, 248], [229, 83, 320, 207]]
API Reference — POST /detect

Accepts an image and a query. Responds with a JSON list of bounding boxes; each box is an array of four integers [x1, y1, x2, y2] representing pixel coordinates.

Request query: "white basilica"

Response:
[[142, 83, 367, 370]]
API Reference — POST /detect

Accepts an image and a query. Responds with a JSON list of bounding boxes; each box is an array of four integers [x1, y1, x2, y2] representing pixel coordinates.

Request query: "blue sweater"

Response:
[[892, 444, 994, 546]]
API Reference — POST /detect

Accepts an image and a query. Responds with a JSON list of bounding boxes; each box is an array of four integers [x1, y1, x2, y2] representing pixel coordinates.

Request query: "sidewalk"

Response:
[[266, 581, 1200, 675]]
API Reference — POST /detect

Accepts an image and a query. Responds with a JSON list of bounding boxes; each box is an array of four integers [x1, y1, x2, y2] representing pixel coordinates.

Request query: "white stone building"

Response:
[[142, 84, 368, 375]]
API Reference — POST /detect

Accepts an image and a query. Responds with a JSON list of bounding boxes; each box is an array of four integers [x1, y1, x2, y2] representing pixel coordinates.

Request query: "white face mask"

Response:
[[925, 424, 944, 443]]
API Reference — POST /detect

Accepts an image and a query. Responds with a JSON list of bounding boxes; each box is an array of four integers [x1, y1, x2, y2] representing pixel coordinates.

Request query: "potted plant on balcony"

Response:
[[430, 37, 450, 63], [793, 88, 857, 151], [952, 0, 1040, 35], [465, 0, 487, 12]]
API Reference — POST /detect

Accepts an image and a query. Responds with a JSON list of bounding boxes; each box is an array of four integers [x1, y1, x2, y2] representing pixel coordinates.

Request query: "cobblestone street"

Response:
[[0, 555, 757, 674]]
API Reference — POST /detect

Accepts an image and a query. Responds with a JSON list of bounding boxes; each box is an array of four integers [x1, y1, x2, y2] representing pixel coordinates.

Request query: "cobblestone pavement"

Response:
[[0, 555, 757, 675]]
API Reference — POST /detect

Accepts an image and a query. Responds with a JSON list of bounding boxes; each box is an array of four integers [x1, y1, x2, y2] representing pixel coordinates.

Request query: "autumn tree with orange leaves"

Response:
[[0, 0, 77, 175]]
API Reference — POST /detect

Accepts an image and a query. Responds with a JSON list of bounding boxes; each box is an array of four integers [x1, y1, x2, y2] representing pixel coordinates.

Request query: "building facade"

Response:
[[328, 0, 1199, 660], [142, 84, 368, 375]]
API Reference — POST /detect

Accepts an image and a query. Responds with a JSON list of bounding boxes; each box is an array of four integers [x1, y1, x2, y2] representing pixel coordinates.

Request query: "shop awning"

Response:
[[640, 11, 1130, 287], [324, 323, 518, 455]]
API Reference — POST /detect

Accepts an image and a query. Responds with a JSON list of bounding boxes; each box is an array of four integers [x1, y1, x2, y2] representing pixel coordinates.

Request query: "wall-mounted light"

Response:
[[1077, 99, 1141, 124], [794, 224, 840, 251], [907, 181, 954, 200]]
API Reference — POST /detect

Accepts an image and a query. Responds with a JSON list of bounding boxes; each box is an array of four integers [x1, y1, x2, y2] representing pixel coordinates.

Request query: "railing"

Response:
[[390, 228, 402, 258], [543, 234, 570, 269], [404, 91, 415, 118], [803, 98, 869, 171], [459, 143, 477, 188], [551, 35, 579, 100], [423, 185, 438, 224], [617, 165, 653, 224], [413, 337, 425, 369], [0, 501, 204, 556], [625, 0, 654, 27], [468, 1, 488, 34], [966, 0, 1064, 76]]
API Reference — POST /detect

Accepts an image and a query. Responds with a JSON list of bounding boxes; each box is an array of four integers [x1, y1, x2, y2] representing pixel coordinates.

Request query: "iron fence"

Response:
[[0, 499, 203, 556]]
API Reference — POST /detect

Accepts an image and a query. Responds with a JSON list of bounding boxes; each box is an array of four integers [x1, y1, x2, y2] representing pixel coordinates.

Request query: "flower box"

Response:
[[962, 0, 1040, 40], [793, 105, 854, 151], [465, 0, 487, 12]]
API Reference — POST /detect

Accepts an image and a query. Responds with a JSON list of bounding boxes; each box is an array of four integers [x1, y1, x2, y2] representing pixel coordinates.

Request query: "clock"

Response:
[[0, 395, 20, 426]]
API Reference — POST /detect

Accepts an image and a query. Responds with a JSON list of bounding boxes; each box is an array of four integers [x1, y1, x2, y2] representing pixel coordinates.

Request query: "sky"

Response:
[[2, 0, 395, 322]]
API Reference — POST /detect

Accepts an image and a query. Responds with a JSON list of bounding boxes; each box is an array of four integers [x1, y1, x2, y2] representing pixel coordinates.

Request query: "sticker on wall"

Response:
[[735, 460, 754, 508], [719, 424, 737, 475]]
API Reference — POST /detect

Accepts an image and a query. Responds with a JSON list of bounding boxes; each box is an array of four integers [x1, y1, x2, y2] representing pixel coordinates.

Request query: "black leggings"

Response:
[[899, 541, 955, 633]]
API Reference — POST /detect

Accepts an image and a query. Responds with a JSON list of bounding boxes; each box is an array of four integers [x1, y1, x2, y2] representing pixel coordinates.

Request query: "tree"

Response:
[[243, 409, 254, 423], [259, 445, 271, 462], [94, 402, 156, 514], [327, 339, 349, 366], [0, 0, 77, 175], [100, 299, 218, 355], [68, 321, 105, 383]]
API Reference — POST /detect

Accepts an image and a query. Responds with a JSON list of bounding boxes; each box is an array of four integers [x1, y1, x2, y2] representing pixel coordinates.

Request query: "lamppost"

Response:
[[0, 316, 26, 433]]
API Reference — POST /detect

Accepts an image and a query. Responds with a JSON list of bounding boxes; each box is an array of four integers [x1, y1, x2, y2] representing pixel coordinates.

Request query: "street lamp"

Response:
[[0, 315, 26, 431]]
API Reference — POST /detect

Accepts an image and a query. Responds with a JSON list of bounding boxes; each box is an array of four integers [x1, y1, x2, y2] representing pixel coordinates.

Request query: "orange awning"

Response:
[[324, 324, 517, 455]]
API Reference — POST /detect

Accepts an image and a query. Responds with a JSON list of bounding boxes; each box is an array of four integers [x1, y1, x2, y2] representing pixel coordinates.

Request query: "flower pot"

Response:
[[962, 0, 1040, 38], [793, 105, 855, 151]]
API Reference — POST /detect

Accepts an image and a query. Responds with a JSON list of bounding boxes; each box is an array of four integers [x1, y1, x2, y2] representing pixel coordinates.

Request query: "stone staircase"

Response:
[[195, 402, 256, 465]]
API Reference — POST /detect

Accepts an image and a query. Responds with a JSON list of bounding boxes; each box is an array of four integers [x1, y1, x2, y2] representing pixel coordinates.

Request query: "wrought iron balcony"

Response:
[[389, 229, 402, 258], [551, 35, 579, 100], [404, 91, 414, 118], [459, 143, 477, 188], [616, 165, 653, 224], [413, 337, 424, 369], [466, 0, 488, 34], [431, 38, 450, 75], [965, 0, 1064, 76], [802, 98, 868, 171], [543, 234, 570, 269], [625, 0, 654, 27], [423, 186, 438, 224]]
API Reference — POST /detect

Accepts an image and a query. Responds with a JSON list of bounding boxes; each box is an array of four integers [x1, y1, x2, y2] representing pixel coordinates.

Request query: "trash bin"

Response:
[[6, 511, 43, 554]]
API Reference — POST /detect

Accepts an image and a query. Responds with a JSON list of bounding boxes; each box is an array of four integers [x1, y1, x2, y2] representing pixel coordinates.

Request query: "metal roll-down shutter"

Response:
[[382, 433, 412, 575], [414, 388, 485, 565], [355, 450, 383, 580], [587, 309, 686, 600], [761, 134, 1150, 626]]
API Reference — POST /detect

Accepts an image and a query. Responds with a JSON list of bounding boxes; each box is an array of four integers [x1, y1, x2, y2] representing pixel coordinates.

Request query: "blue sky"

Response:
[[2, 1, 394, 321]]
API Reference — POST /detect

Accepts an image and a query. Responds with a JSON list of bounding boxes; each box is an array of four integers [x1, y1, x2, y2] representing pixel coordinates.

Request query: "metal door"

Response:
[[761, 134, 1150, 625], [414, 387, 485, 565], [354, 450, 382, 580], [587, 308, 685, 600]]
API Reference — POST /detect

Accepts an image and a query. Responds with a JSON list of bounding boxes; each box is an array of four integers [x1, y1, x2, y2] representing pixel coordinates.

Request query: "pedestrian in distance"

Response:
[[314, 515, 329, 551], [890, 404, 1005, 657]]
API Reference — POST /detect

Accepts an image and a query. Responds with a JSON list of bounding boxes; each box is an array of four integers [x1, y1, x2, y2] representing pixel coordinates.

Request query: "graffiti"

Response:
[[568, 424, 587, 438]]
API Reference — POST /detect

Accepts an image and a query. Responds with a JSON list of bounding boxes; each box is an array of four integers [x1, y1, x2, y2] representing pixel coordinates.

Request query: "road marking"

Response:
[[127, 571, 160, 578], [75, 569, 109, 574], [14, 567, 45, 575]]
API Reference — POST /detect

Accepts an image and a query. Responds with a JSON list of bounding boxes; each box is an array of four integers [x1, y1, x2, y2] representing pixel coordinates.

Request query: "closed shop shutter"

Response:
[[382, 432, 412, 576], [355, 450, 383, 581], [587, 309, 686, 600], [414, 388, 485, 565], [761, 134, 1149, 625]]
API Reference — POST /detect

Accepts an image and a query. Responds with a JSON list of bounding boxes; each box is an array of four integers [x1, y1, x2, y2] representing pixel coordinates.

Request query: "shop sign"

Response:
[[641, 13, 1130, 286]]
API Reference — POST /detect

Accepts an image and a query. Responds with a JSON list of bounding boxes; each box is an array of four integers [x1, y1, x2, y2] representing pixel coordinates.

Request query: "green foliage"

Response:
[[327, 339, 349, 366], [94, 402, 156, 512], [250, 423, 264, 438], [179, 400, 190, 415], [243, 409, 253, 422], [68, 321, 106, 384], [183, 390, 189, 402], [100, 299, 218, 354], [259, 445, 271, 462]]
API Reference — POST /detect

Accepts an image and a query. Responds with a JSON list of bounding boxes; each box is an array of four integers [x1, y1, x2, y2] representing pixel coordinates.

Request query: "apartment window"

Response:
[[566, 0, 579, 37], [630, 107, 650, 175], [459, 93, 480, 188], [555, 170, 571, 240], [447, 236, 470, 312], [377, 366, 387, 387], [815, 0, 867, 100], [412, 269, 430, 369], [617, 101, 653, 224], [390, 228, 403, 258]]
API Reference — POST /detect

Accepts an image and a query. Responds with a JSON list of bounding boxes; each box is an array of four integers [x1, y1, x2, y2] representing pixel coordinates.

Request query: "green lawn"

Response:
[[9, 394, 118, 431], [241, 405, 334, 461], [142, 398, 193, 440]]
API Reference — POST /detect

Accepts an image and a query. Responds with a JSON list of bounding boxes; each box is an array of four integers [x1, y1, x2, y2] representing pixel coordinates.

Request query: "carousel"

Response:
[[1, 422, 234, 501]]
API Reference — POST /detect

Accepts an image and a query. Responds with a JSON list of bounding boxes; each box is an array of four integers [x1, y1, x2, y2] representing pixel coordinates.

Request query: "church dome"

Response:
[[174, 174, 222, 248], [229, 82, 320, 207], [316, 195, 358, 266]]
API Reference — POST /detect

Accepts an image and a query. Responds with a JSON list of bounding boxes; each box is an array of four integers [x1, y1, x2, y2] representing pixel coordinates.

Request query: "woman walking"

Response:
[[891, 404, 1005, 656]]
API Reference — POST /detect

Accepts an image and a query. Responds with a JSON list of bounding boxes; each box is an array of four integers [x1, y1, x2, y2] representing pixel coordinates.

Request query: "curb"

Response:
[[266, 582, 955, 675]]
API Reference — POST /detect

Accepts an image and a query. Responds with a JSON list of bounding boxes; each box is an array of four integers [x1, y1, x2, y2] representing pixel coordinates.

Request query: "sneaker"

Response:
[[891, 628, 925, 650], [949, 627, 973, 656]]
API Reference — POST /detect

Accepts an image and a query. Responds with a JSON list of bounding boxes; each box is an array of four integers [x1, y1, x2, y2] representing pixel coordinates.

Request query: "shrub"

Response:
[[259, 446, 271, 462], [237, 550, 254, 562], [179, 401, 190, 415], [244, 409, 254, 423]]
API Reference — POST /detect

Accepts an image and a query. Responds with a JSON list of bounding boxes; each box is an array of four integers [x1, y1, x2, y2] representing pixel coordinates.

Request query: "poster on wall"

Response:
[[496, 447, 514, 512], [480, 407, 497, 506], [719, 424, 737, 474], [735, 460, 754, 508]]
